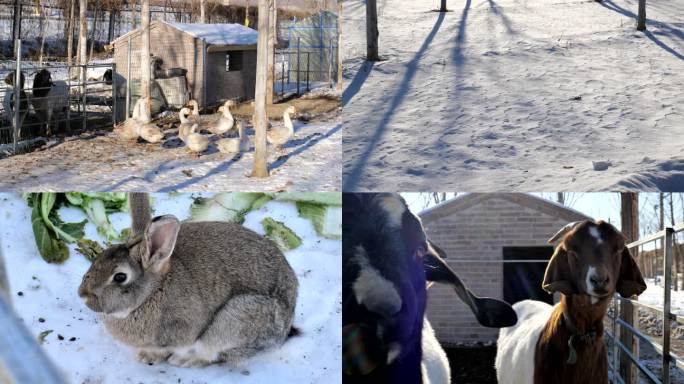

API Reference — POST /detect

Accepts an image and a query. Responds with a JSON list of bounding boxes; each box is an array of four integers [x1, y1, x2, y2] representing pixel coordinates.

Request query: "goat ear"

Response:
[[542, 246, 577, 296], [616, 247, 646, 298], [141, 215, 180, 274]]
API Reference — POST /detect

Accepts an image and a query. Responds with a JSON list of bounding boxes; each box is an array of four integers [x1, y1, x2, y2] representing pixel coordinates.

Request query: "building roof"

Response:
[[112, 21, 258, 47], [419, 193, 592, 223]]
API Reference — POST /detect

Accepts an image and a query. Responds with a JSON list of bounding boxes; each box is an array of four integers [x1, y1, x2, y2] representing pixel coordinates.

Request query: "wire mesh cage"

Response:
[[0, 41, 116, 155]]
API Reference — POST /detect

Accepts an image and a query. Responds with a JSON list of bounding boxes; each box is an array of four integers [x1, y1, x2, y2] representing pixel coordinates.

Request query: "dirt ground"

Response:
[[445, 345, 498, 383], [0, 96, 341, 191]]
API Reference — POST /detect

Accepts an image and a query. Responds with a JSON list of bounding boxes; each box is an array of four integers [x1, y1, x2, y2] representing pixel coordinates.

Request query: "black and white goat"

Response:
[[3, 72, 29, 130], [31, 69, 69, 136], [343, 193, 518, 383], [495, 220, 646, 384]]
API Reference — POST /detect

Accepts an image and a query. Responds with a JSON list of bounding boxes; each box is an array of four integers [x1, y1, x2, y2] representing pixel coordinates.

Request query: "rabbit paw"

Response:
[[137, 349, 170, 365], [167, 353, 213, 368]]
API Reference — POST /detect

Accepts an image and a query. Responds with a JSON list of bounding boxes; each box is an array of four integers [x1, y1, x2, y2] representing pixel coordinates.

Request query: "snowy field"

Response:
[[342, 0, 683, 191], [0, 192, 341, 384], [0, 115, 341, 192], [639, 278, 684, 316]]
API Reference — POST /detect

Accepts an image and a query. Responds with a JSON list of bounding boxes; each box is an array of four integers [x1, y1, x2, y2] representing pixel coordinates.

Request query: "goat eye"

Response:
[[113, 273, 127, 283]]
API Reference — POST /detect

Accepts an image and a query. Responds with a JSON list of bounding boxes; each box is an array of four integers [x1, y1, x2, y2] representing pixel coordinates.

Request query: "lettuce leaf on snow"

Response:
[[261, 218, 302, 252], [27, 193, 86, 263], [296, 202, 342, 240]]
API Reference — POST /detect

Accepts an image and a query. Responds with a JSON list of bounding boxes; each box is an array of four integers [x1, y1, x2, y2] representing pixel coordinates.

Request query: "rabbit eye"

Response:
[[113, 273, 127, 283]]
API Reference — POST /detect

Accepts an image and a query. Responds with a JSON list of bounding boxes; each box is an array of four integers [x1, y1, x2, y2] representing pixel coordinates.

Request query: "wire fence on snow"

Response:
[[605, 222, 684, 384], [0, 40, 116, 155]]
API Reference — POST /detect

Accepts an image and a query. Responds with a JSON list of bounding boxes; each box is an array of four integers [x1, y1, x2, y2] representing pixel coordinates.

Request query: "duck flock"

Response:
[[113, 97, 297, 156]]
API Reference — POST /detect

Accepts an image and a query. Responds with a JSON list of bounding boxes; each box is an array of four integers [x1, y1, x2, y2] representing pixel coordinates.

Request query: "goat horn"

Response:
[[547, 221, 583, 244], [424, 240, 518, 328]]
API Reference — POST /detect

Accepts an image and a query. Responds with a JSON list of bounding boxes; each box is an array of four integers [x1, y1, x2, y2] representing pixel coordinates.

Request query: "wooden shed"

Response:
[[419, 193, 591, 345], [111, 21, 258, 110]]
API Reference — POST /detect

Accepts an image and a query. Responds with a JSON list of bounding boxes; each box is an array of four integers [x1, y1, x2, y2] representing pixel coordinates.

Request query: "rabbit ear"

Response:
[[129, 193, 151, 236], [142, 215, 180, 274]]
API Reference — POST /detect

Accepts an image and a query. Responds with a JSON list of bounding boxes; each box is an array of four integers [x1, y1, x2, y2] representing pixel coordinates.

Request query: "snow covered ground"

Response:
[[342, 0, 683, 191], [0, 192, 341, 384], [0, 114, 341, 191], [639, 278, 684, 316]]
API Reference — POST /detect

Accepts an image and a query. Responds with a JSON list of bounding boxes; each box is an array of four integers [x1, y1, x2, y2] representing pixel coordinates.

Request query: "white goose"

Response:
[[211, 100, 236, 136], [217, 120, 249, 154], [266, 105, 297, 150], [177, 107, 195, 142], [185, 123, 209, 155]]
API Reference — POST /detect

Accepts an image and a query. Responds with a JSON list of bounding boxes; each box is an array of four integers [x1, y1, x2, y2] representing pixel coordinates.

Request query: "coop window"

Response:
[[226, 52, 244, 71]]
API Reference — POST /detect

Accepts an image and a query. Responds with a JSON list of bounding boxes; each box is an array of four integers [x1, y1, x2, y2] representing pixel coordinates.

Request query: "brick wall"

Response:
[[421, 194, 589, 345]]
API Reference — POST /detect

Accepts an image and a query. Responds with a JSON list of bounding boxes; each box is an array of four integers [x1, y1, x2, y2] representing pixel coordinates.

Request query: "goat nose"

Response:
[[590, 274, 609, 288]]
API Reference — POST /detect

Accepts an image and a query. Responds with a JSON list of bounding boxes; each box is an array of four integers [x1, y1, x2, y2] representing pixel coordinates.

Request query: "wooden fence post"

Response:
[[620, 192, 639, 384], [251, 0, 271, 178]]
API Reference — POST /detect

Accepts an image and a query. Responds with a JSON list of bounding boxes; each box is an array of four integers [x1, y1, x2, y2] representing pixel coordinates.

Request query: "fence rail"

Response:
[[605, 224, 684, 384]]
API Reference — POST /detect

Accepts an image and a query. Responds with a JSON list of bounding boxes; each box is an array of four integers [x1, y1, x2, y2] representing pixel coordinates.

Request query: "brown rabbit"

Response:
[[78, 193, 299, 367]]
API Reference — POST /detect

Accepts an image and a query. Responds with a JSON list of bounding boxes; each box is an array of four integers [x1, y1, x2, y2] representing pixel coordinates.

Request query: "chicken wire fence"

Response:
[[119, 38, 191, 119], [273, 39, 338, 100], [0, 40, 116, 155], [605, 223, 684, 384]]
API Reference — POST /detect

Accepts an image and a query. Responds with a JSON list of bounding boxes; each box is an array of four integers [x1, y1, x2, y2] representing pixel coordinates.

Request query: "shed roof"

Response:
[[112, 21, 258, 47], [419, 193, 592, 224]]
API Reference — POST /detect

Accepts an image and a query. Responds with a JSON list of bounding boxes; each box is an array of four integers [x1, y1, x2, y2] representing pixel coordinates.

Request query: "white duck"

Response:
[[188, 99, 201, 125], [114, 98, 143, 140], [217, 120, 249, 154], [177, 107, 195, 142], [211, 100, 236, 135], [185, 123, 209, 156], [266, 105, 297, 150], [135, 97, 164, 143]]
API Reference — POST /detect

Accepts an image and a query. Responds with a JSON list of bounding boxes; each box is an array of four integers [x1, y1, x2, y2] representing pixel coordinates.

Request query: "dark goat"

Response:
[[343, 193, 517, 383], [31, 69, 68, 135]]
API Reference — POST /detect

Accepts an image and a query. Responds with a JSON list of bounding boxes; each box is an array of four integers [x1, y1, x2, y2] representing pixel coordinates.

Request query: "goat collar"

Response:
[[562, 312, 598, 364]]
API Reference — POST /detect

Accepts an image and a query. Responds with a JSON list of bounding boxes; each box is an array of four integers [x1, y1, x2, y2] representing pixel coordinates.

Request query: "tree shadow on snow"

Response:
[[599, 0, 683, 60], [268, 123, 342, 172], [343, 11, 448, 190], [342, 60, 376, 107]]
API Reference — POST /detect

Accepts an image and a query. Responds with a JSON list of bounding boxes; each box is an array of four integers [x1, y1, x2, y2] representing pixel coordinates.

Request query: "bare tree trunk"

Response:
[[79, 0, 88, 81], [366, 0, 379, 61], [620, 193, 639, 384], [637, 0, 646, 31], [200, 0, 206, 23], [440, 0, 448, 12], [38, 0, 48, 66], [12, 0, 21, 58], [132, 0, 138, 29], [108, 9, 116, 43], [141, 0, 151, 115], [266, 0, 276, 104], [67, 0, 75, 67], [336, 1, 342, 91], [89, 0, 101, 62], [251, 0, 271, 178], [245, 5, 250, 27], [556, 193, 565, 205]]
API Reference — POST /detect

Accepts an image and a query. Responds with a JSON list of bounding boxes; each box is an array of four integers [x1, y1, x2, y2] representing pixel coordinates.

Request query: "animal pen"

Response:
[[605, 222, 684, 384], [0, 41, 116, 155], [273, 11, 339, 99]]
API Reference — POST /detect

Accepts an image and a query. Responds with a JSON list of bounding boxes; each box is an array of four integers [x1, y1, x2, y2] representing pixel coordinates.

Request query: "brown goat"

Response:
[[496, 220, 646, 384]]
